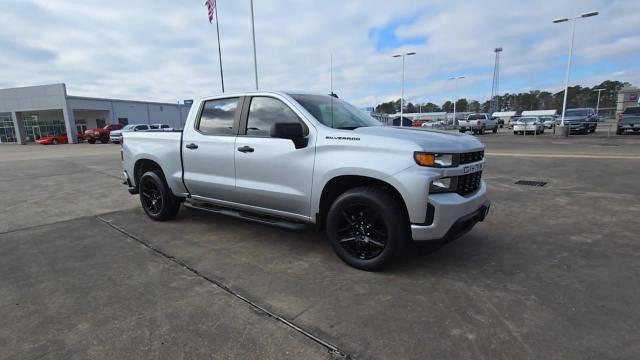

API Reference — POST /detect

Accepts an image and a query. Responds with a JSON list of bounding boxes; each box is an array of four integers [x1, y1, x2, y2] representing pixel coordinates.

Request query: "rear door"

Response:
[[181, 96, 243, 202], [234, 95, 315, 219]]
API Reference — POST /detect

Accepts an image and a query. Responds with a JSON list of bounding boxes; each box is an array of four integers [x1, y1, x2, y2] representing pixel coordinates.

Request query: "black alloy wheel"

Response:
[[141, 178, 163, 216], [335, 203, 388, 260], [326, 187, 408, 271], [138, 170, 180, 221]]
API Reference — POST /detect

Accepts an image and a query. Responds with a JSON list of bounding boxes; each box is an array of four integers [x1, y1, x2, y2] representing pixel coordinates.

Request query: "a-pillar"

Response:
[[11, 111, 26, 144]]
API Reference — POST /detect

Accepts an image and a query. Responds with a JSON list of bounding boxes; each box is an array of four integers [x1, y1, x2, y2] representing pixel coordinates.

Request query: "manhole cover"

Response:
[[515, 180, 547, 187]]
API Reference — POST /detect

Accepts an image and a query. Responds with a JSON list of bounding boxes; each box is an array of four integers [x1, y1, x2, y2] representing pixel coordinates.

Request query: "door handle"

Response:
[[237, 146, 254, 153], [185, 143, 198, 150]]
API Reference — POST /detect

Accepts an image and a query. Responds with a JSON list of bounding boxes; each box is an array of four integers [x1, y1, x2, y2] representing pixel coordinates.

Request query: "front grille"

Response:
[[457, 151, 484, 165], [456, 171, 482, 196]]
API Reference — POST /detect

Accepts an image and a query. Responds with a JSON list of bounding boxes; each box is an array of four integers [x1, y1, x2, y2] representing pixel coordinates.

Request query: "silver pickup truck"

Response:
[[121, 91, 490, 270], [458, 113, 499, 135]]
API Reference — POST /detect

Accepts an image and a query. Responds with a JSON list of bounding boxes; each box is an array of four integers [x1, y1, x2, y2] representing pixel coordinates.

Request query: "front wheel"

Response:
[[139, 170, 180, 221], [88, 139, 96, 144], [326, 187, 408, 271], [492, 126, 498, 133]]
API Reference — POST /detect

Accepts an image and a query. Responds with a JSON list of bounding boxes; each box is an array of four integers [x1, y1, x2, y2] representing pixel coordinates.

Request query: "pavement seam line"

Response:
[[96, 216, 352, 360]]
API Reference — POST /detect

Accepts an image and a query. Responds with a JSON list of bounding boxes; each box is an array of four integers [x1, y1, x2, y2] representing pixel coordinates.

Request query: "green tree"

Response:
[[442, 101, 453, 112], [455, 98, 469, 112], [469, 100, 481, 112]]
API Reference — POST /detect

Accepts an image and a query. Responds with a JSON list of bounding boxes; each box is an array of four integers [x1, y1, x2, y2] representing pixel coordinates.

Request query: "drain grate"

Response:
[[515, 180, 547, 187]]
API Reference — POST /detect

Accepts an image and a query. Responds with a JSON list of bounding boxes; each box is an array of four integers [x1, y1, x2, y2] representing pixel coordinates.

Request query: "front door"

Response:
[[234, 96, 315, 218], [181, 96, 241, 202]]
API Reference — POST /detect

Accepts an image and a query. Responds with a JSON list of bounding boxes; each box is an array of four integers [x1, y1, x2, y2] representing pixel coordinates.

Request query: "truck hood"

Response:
[[110, 130, 123, 136], [563, 116, 586, 122], [353, 126, 484, 152]]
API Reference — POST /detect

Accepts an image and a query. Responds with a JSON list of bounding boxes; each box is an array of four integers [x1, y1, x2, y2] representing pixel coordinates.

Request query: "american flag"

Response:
[[204, 0, 216, 23]]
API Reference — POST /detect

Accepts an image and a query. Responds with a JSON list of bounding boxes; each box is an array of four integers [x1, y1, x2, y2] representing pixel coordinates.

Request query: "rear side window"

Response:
[[198, 97, 239, 135], [246, 97, 304, 136], [468, 114, 486, 120], [624, 107, 640, 114]]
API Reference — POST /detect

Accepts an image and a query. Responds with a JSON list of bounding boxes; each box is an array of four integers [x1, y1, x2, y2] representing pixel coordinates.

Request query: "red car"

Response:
[[84, 123, 124, 144], [36, 133, 85, 145]]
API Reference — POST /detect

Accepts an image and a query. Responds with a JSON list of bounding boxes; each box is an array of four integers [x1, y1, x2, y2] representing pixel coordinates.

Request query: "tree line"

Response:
[[374, 80, 631, 114]]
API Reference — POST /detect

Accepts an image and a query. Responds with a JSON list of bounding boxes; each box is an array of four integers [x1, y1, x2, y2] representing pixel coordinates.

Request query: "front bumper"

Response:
[[110, 136, 122, 143], [411, 182, 489, 241]]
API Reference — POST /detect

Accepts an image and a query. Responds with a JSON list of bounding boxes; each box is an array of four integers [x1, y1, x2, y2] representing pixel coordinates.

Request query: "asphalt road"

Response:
[[1, 131, 639, 359]]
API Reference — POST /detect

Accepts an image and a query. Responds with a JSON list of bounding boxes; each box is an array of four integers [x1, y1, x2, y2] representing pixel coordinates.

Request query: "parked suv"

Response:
[[617, 106, 640, 135], [121, 91, 490, 270], [84, 123, 124, 144]]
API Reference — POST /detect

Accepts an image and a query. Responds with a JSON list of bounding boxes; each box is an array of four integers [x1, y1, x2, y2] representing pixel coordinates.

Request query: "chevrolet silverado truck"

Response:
[[121, 92, 490, 270], [563, 108, 598, 134], [85, 123, 124, 144], [617, 106, 640, 135], [458, 113, 499, 135]]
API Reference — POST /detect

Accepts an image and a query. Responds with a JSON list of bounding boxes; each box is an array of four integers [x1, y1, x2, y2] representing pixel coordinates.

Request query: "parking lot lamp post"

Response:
[[553, 11, 599, 135], [594, 88, 606, 117], [448, 76, 465, 125], [392, 52, 416, 127]]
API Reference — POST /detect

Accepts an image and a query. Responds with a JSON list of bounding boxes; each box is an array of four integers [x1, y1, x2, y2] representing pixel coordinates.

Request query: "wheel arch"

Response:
[[316, 175, 409, 231], [133, 158, 165, 188]]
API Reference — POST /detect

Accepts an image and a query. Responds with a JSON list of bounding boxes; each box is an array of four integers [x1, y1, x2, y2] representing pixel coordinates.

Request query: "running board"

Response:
[[184, 201, 307, 231]]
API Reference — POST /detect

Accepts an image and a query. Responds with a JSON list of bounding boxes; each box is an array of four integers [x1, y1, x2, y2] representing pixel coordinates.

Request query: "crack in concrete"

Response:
[[97, 216, 353, 360]]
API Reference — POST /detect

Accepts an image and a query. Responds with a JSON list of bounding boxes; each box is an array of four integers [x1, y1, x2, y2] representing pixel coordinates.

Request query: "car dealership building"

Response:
[[0, 83, 191, 144]]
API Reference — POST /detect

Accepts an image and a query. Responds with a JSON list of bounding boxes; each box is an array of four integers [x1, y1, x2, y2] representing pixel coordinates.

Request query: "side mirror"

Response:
[[270, 122, 307, 148]]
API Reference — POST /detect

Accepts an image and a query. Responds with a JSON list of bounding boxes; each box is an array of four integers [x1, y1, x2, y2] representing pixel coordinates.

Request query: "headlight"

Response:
[[414, 152, 455, 167], [430, 177, 457, 193]]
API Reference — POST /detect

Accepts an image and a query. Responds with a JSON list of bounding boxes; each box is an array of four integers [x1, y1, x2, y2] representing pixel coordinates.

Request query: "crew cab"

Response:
[[617, 106, 640, 135], [84, 123, 124, 144], [563, 108, 598, 134], [458, 113, 499, 135], [121, 92, 490, 270]]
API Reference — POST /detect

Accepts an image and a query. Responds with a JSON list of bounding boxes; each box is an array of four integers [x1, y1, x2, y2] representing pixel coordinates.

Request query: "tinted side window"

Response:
[[198, 97, 239, 135], [246, 97, 303, 136]]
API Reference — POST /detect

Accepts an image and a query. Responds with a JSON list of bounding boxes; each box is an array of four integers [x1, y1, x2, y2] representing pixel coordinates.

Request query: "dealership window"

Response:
[[76, 119, 87, 134], [0, 114, 17, 143], [96, 118, 106, 128], [197, 97, 238, 135], [23, 115, 66, 141]]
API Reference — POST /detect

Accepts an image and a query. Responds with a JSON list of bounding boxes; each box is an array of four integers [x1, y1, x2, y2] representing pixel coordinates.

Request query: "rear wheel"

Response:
[[100, 135, 108, 144], [617, 129, 623, 135], [479, 127, 485, 135], [326, 187, 408, 271], [88, 139, 96, 144], [139, 170, 180, 221], [492, 126, 498, 133], [52, 139, 59, 145]]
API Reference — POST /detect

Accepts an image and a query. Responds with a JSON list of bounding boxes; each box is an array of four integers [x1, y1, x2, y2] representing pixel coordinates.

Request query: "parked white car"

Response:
[[109, 124, 150, 143], [458, 113, 499, 135], [513, 116, 544, 135], [541, 116, 559, 129]]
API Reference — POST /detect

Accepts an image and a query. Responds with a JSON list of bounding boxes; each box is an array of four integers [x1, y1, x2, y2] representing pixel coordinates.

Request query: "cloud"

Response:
[[0, 0, 638, 107]]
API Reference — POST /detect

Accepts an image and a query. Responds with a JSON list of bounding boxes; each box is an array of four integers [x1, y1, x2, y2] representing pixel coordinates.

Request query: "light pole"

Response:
[[249, 0, 259, 90], [594, 88, 606, 117], [553, 11, 599, 135], [448, 76, 465, 125], [392, 52, 416, 127]]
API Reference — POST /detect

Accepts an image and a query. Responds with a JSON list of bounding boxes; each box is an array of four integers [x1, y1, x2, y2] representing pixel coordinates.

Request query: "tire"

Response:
[[138, 170, 180, 221], [52, 139, 59, 145], [100, 136, 109, 144], [88, 139, 96, 144], [617, 129, 623, 135], [479, 127, 485, 135], [326, 187, 408, 271], [492, 126, 498, 133], [513, 131, 517, 135]]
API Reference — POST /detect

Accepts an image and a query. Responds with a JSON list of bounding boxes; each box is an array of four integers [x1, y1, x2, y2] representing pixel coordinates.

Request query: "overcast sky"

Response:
[[1, 0, 638, 107]]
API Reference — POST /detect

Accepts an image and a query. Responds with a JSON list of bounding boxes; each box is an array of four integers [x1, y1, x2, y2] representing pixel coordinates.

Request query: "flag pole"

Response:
[[214, 7, 224, 93], [249, 0, 258, 90]]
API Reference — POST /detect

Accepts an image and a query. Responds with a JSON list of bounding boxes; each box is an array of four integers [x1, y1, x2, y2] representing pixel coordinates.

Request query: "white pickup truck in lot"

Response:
[[458, 113, 499, 135], [121, 91, 490, 270]]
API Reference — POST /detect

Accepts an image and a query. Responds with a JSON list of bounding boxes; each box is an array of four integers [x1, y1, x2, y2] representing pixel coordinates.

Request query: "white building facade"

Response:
[[0, 83, 191, 144]]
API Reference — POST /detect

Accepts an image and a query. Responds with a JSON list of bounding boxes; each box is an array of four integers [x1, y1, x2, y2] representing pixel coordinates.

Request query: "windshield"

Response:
[[467, 114, 486, 120], [540, 117, 554, 122], [122, 125, 135, 131], [290, 94, 381, 129], [565, 109, 588, 117], [518, 117, 538, 123]]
